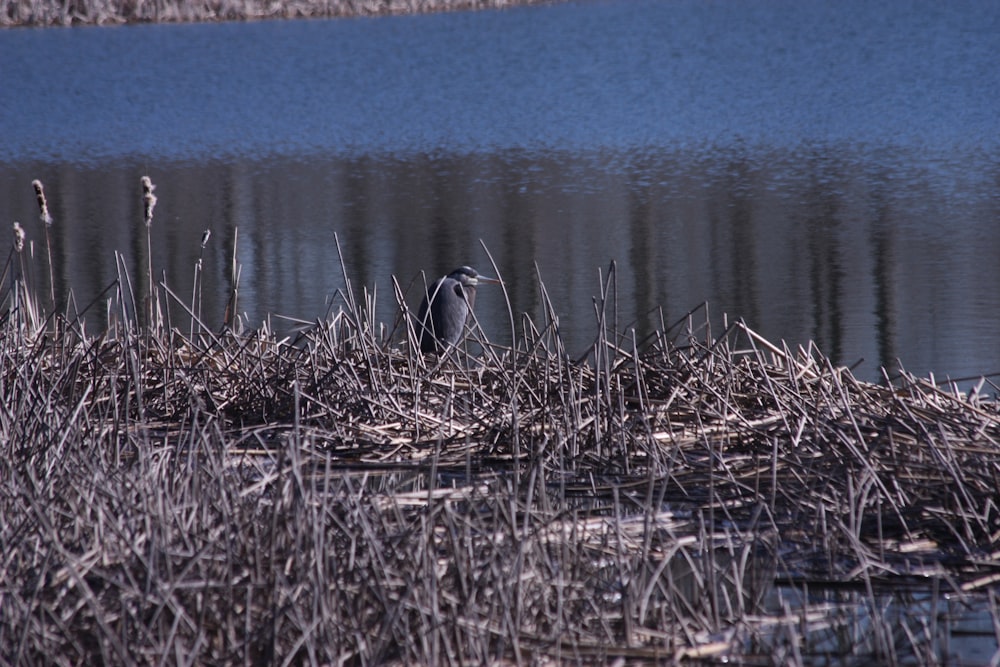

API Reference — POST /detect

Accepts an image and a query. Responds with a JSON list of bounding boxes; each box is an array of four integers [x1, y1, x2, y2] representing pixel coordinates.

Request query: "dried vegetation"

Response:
[[1, 0, 554, 26], [2, 178, 1000, 665]]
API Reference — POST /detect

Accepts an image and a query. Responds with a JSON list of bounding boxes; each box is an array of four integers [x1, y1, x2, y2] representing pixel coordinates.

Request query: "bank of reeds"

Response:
[[1, 0, 554, 27], [2, 178, 1000, 665]]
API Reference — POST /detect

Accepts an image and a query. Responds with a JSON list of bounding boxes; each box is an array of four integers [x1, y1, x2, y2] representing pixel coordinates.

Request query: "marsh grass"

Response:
[[2, 178, 1000, 665], [1, 0, 557, 27]]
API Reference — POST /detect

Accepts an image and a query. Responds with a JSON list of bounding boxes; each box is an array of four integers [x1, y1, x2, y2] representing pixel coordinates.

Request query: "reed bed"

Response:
[[1, 0, 555, 27], [2, 178, 1000, 665]]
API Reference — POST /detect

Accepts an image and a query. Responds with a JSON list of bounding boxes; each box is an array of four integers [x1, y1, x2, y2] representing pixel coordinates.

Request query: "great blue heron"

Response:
[[417, 266, 500, 354]]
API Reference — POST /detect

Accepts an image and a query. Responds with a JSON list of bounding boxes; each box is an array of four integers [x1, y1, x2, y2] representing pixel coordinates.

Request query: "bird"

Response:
[[417, 266, 500, 354]]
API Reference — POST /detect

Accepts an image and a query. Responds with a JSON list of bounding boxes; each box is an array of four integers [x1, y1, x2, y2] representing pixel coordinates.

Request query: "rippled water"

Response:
[[1, 0, 999, 381]]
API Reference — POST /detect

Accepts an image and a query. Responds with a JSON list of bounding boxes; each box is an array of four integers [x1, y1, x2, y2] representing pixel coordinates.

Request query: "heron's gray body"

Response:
[[417, 266, 494, 354]]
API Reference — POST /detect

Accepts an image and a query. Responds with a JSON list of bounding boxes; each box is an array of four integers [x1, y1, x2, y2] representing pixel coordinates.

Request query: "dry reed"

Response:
[[1, 179, 999, 665], [1, 0, 559, 27], [31, 180, 55, 316]]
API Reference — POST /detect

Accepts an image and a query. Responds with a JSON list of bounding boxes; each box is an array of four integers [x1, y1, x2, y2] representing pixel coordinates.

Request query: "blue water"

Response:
[[3, 0, 998, 161], [1, 0, 1000, 383]]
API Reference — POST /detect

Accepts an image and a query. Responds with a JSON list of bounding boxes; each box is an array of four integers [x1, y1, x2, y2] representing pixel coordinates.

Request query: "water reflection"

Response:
[[761, 584, 1000, 665], [3, 144, 999, 382]]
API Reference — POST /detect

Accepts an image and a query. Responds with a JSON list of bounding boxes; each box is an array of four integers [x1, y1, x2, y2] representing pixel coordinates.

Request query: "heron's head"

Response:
[[447, 266, 500, 287]]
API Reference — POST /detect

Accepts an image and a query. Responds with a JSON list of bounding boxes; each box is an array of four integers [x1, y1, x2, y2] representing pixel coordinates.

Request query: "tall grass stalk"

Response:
[[223, 227, 241, 332], [5, 221, 42, 336], [31, 179, 56, 319], [190, 228, 211, 339], [140, 175, 159, 331]]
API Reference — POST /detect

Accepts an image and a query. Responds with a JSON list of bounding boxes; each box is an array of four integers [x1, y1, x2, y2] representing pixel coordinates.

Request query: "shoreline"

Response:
[[1, 0, 559, 27]]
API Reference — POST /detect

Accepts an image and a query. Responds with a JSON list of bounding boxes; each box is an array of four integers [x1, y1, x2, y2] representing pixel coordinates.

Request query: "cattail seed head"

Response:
[[13, 222, 25, 252], [141, 176, 157, 228], [32, 179, 52, 226]]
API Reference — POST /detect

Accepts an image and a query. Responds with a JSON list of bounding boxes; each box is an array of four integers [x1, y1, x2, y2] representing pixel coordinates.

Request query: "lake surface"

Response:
[[2, 0, 999, 383]]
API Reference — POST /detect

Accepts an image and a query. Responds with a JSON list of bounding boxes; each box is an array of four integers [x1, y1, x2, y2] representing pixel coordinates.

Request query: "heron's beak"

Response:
[[475, 276, 501, 285]]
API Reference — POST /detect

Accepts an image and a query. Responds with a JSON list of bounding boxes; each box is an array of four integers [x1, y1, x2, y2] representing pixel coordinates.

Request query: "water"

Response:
[[1, 0, 999, 382]]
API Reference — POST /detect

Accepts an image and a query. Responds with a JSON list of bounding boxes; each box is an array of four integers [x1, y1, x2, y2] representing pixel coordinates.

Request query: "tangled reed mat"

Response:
[[2, 183, 1000, 665]]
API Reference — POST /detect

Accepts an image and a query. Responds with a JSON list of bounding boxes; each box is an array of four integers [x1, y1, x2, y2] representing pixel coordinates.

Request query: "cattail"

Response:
[[12, 221, 25, 252], [32, 180, 52, 226], [141, 176, 157, 227], [200, 229, 211, 249], [32, 179, 57, 316]]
